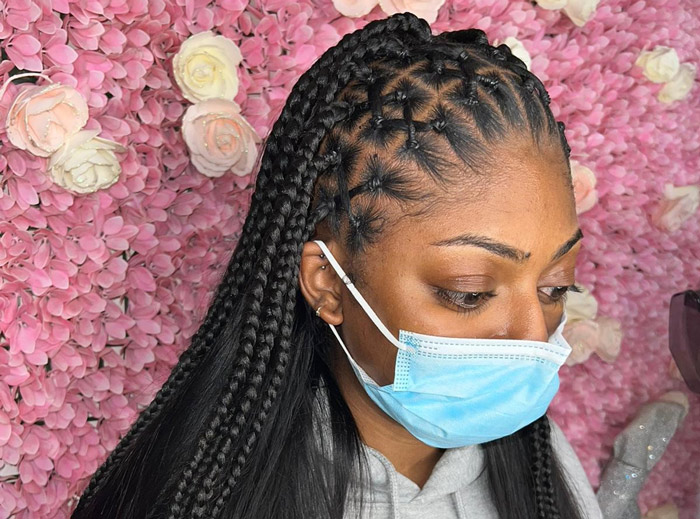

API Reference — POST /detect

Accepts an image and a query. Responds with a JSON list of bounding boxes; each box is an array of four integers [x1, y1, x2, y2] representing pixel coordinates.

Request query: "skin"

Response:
[[298, 137, 581, 489]]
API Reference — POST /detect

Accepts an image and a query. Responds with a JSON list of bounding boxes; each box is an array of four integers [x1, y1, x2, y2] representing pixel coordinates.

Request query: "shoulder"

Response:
[[549, 417, 604, 519]]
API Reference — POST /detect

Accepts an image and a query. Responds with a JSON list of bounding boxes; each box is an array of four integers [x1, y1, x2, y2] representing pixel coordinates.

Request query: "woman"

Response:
[[71, 12, 603, 519]]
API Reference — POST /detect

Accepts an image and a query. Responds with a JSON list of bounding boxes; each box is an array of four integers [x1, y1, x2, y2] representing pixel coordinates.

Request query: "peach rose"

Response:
[[658, 63, 696, 104], [563, 0, 601, 26], [635, 46, 681, 84], [173, 31, 243, 103], [332, 0, 379, 17], [563, 320, 599, 365], [652, 183, 699, 232], [48, 130, 125, 194], [379, 0, 446, 24], [571, 161, 598, 214], [182, 98, 260, 178], [6, 83, 89, 157]]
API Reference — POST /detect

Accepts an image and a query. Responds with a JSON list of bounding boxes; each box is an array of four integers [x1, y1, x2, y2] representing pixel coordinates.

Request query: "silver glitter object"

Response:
[[596, 399, 687, 519]]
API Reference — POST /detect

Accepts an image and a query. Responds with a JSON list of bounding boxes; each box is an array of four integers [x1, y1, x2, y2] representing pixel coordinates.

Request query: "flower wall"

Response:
[[0, 0, 698, 518]]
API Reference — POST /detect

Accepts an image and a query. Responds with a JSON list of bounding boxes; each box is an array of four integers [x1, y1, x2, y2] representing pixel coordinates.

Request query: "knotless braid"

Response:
[[532, 416, 562, 519], [149, 15, 434, 519]]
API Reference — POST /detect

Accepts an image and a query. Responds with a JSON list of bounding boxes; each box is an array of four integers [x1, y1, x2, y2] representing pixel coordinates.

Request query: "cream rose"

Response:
[[379, 0, 446, 24], [563, 0, 601, 26], [6, 83, 89, 157], [48, 130, 125, 194], [570, 161, 598, 214], [652, 183, 699, 232], [594, 316, 622, 363], [173, 31, 243, 103], [535, 0, 568, 9], [332, 0, 379, 17], [635, 46, 680, 83], [658, 63, 696, 103], [564, 283, 598, 322], [182, 98, 260, 178], [644, 503, 680, 519], [501, 36, 532, 71]]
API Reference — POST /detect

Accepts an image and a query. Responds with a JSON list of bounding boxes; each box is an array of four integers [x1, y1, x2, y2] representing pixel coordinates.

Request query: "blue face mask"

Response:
[[312, 239, 572, 449]]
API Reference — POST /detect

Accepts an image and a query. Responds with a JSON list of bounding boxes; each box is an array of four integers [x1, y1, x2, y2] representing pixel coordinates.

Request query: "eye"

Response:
[[435, 284, 583, 316], [540, 284, 583, 304], [435, 288, 496, 315]]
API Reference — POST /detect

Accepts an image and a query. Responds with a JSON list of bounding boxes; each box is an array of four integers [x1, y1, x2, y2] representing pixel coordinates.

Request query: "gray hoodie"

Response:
[[313, 390, 603, 519], [343, 419, 604, 519]]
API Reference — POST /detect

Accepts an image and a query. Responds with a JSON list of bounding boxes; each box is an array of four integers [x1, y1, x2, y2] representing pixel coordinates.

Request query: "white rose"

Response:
[[535, 0, 568, 9], [652, 183, 700, 232], [501, 36, 532, 71], [48, 130, 125, 194], [635, 46, 680, 83], [173, 31, 243, 103], [564, 284, 598, 322], [658, 63, 696, 103], [563, 0, 600, 26]]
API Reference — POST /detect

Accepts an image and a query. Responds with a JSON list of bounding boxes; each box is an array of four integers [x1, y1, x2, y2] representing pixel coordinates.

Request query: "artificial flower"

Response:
[[652, 183, 699, 232], [379, 0, 446, 24], [564, 283, 598, 322], [331, 0, 379, 18], [534, 0, 568, 9], [48, 130, 125, 194], [635, 46, 681, 83], [563, 316, 622, 365], [562, 0, 601, 26], [6, 84, 88, 157], [182, 98, 260, 178], [644, 503, 680, 519], [172, 31, 243, 103], [570, 161, 598, 214], [501, 36, 532, 71], [658, 63, 697, 103]]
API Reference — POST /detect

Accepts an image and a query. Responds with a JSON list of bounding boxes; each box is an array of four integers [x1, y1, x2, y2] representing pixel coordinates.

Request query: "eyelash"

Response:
[[436, 284, 583, 316]]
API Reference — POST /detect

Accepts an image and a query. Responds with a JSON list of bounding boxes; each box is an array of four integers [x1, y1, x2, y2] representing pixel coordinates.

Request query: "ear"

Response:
[[298, 240, 344, 326]]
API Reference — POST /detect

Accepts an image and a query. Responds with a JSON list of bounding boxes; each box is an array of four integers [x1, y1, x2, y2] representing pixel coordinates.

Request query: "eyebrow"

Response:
[[430, 228, 584, 264]]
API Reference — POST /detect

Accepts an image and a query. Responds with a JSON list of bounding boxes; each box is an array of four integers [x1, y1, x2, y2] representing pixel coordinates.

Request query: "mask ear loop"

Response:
[[313, 239, 409, 352]]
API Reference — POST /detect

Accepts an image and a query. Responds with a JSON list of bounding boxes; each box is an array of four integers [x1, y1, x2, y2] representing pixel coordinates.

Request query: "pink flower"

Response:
[[652, 183, 699, 233], [379, 0, 447, 24], [181, 98, 260, 178], [570, 160, 598, 214], [6, 83, 89, 157]]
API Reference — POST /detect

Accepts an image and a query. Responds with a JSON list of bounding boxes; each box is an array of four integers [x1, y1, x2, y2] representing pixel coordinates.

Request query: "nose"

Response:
[[496, 305, 551, 343]]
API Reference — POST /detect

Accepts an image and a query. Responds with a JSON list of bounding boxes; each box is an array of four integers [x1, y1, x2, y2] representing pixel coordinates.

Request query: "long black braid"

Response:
[[71, 13, 582, 519]]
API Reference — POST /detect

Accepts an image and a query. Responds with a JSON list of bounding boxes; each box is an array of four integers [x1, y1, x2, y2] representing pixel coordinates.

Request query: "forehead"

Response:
[[373, 146, 576, 263]]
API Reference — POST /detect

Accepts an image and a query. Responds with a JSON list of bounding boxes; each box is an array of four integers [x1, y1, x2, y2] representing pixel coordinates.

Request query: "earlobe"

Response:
[[298, 240, 344, 326]]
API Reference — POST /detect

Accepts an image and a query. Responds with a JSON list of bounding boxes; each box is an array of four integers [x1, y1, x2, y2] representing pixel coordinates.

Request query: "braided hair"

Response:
[[71, 13, 582, 519]]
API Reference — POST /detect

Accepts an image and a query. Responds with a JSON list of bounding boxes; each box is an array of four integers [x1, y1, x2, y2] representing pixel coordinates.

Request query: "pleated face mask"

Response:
[[313, 239, 572, 449]]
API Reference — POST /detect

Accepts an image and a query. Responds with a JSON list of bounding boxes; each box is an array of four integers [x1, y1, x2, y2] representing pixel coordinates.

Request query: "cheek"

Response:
[[340, 291, 401, 386]]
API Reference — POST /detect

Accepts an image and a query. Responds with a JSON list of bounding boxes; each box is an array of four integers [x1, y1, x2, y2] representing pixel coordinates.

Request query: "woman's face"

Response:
[[300, 139, 580, 387]]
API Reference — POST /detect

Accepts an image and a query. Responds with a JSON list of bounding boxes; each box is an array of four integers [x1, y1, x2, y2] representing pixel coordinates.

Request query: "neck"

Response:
[[331, 345, 444, 488]]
